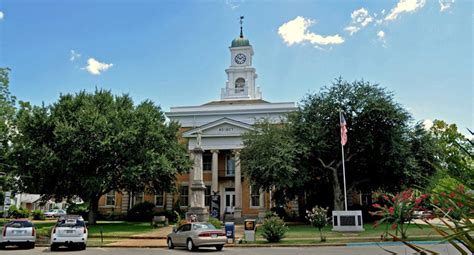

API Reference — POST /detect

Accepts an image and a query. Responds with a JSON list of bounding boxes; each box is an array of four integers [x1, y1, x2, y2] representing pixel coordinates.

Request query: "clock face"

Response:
[[234, 53, 246, 64]]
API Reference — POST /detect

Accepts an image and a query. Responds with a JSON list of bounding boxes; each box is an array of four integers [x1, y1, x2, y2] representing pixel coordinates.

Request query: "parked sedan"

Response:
[[44, 209, 67, 218], [50, 215, 88, 251], [0, 219, 36, 249], [167, 222, 226, 251]]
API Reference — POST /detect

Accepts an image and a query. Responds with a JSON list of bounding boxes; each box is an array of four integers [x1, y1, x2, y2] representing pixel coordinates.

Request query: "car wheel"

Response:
[[50, 244, 58, 251], [29, 243, 36, 249], [167, 238, 174, 249], [216, 245, 224, 251], [187, 238, 197, 251], [0, 243, 5, 250], [81, 244, 87, 250]]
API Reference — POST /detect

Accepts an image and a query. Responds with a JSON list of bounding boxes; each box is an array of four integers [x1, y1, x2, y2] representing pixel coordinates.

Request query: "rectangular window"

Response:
[[251, 187, 260, 207], [203, 153, 212, 171], [180, 186, 189, 207], [106, 191, 115, 206], [205, 186, 211, 207], [133, 192, 144, 205], [155, 191, 164, 207], [226, 155, 235, 176]]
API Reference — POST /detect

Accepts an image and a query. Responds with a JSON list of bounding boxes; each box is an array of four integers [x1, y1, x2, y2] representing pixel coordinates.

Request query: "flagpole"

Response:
[[340, 111, 348, 211]]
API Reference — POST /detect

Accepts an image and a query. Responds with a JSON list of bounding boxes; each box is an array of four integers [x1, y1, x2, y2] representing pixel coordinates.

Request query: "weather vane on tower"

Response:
[[240, 16, 244, 38]]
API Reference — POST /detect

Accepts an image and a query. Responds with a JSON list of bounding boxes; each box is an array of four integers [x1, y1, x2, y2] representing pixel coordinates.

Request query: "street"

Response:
[[0, 244, 466, 255]]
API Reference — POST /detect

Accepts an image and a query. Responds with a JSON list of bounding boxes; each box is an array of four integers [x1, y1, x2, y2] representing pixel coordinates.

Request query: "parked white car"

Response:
[[44, 209, 67, 218], [50, 215, 87, 251], [0, 219, 36, 249]]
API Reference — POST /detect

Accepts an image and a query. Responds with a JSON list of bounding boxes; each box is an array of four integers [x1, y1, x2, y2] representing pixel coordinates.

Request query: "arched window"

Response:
[[235, 78, 245, 93]]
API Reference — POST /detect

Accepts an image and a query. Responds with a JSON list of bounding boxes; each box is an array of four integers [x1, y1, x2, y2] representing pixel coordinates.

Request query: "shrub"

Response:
[[260, 215, 288, 242], [127, 201, 155, 222], [32, 210, 45, 220], [174, 210, 188, 228], [208, 216, 222, 229], [8, 205, 30, 218], [371, 189, 430, 239], [306, 206, 329, 242], [264, 211, 278, 219]]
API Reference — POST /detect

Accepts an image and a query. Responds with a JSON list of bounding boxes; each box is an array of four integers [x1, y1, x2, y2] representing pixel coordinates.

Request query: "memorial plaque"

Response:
[[340, 215, 356, 226]]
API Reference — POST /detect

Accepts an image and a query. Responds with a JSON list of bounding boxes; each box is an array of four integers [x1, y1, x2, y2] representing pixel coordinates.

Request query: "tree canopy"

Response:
[[11, 89, 191, 223], [241, 78, 438, 212], [0, 68, 16, 174]]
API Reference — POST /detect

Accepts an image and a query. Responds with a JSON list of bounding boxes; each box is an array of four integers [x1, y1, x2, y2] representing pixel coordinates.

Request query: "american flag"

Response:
[[340, 112, 348, 146]]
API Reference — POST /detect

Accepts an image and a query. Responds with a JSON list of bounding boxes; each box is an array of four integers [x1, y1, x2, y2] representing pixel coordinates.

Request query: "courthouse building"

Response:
[[98, 28, 296, 221]]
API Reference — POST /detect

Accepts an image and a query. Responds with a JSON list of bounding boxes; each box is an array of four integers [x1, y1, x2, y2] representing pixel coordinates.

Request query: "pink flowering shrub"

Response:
[[370, 189, 430, 239]]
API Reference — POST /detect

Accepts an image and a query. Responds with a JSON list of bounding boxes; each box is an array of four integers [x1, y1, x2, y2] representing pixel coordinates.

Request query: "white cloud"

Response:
[[385, 0, 426, 21], [82, 58, 113, 75], [439, 0, 455, 12], [226, 0, 240, 10], [69, 50, 81, 62], [0, 11, 4, 20], [344, 26, 360, 35], [377, 30, 387, 47], [377, 30, 385, 39], [344, 8, 373, 36], [278, 16, 344, 47], [422, 119, 434, 130]]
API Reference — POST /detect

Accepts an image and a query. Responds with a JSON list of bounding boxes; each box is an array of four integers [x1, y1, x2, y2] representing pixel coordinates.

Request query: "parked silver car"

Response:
[[0, 219, 36, 249], [167, 222, 226, 251], [44, 209, 67, 218]]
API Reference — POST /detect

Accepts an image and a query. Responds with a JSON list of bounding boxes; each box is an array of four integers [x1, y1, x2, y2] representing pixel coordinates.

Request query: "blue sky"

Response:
[[0, 0, 472, 133]]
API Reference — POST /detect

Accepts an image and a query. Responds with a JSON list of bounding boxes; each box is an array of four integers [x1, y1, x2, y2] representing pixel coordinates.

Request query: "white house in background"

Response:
[[11, 193, 70, 211]]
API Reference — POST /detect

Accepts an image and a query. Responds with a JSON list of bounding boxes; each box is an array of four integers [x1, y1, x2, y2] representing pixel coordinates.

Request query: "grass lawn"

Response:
[[255, 223, 443, 242], [1, 219, 157, 238]]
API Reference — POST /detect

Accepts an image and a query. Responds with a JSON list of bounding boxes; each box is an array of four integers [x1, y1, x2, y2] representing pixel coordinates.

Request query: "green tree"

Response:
[[0, 68, 16, 172], [429, 120, 473, 187], [11, 90, 191, 224], [242, 78, 437, 211]]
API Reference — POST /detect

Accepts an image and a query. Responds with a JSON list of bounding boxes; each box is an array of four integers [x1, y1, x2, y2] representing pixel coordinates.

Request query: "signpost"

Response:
[[3, 191, 11, 218]]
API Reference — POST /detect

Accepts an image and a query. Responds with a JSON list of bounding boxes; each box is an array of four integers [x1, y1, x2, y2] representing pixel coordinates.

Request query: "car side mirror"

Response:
[[172, 227, 177, 233]]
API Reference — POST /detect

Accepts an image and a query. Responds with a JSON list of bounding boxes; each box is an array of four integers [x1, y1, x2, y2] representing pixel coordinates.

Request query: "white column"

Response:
[[234, 150, 242, 219], [211, 150, 219, 194]]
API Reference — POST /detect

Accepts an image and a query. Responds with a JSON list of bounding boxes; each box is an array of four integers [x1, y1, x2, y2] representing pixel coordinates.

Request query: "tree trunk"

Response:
[[88, 196, 99, 225], [331, 168, 344, 210]]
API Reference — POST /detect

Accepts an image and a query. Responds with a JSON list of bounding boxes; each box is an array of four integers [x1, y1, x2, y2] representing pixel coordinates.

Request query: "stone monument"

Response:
[[186, 131, 209, 222]]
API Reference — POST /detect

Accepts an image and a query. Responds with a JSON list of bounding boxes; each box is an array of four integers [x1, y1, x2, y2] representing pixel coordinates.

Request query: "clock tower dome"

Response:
[[221, 17, 261, 100]]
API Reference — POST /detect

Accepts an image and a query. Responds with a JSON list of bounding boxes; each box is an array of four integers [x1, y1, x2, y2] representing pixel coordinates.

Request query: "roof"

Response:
[[231, 37, 251, 47], [202, 99, 269, 106]]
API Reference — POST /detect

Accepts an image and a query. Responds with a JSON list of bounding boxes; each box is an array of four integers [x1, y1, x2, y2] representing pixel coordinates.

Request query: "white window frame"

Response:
[[250, 187, 261, 208], [133, 192, 144, 205], [155, 191, 164, 208], [180, 185, 189, 208], [105, 191, 116, 207]]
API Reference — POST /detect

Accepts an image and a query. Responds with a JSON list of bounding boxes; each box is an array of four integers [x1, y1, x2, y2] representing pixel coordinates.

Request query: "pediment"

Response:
[[183, 118, 254, 138]]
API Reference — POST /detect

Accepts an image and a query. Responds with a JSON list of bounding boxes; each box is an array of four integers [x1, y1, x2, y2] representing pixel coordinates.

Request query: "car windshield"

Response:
[[57, 218, 85, 228], [7, 221, 33, 228], [193, 223, 216, 230]]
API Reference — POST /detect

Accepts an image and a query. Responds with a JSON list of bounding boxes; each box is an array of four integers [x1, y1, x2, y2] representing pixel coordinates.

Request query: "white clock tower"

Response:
[[221, 17, 261, 101]]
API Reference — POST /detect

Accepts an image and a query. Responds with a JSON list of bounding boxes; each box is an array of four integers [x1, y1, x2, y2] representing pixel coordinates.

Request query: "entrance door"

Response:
[[224, 191, 235, 214]]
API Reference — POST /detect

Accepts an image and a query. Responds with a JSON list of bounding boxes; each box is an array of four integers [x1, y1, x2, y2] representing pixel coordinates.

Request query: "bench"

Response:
[[152, 216, 169, 228]]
